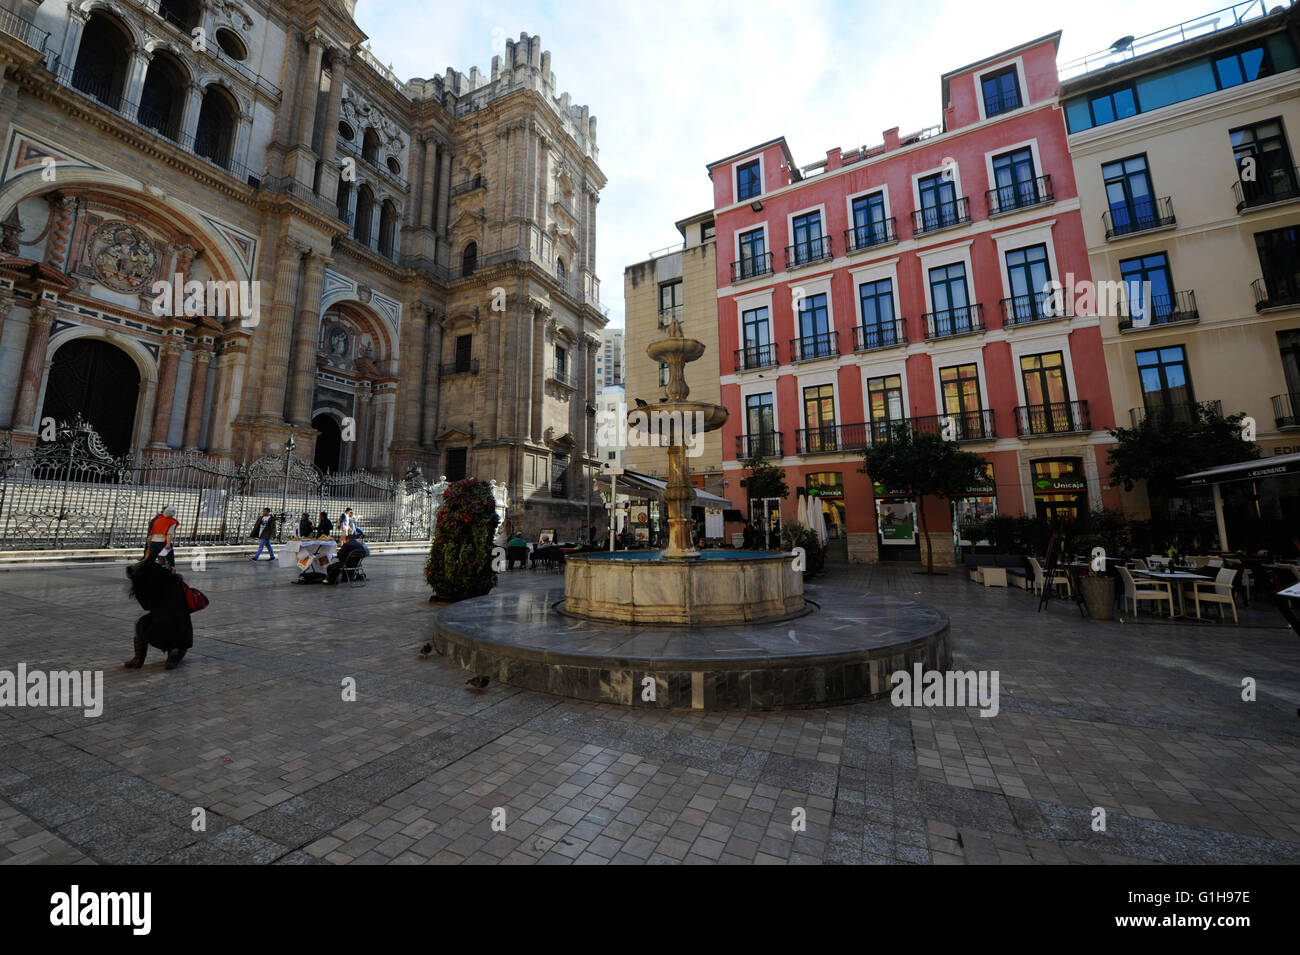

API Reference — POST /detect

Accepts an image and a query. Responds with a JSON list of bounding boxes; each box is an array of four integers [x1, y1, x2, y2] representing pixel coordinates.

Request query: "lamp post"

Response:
[[279, 435, 296, 543], [586, 402, 597, 544]]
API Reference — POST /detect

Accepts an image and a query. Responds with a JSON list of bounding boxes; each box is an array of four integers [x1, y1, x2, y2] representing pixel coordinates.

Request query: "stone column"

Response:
[[294, 34, 325, 151], [258, 240, 305, 420], [44, 195, 77, 271], [182, 347, 214, 449], [316, 51, 348, 198], [58, 8, 88, 71], [396, 299, 426, 446], [421, 310, 443, 447], [436, 147, 451, 236], [11, 307, 55, 431], [124, 46, 151, 112], [352, 388, 371, 469], [421, 138, 438, 229], [286, 251, 328, 426], [179, 82, 204, 145], [207, 340, 238, 453], [0, 292, 14, 343], [150, 338, 184, 447]]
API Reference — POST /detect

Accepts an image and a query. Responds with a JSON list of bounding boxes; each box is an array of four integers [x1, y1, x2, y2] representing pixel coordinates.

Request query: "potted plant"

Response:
[[1073, 533, 1115, 620]]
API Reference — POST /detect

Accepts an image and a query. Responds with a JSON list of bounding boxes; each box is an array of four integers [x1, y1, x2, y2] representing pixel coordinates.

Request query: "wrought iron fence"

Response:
[[0, 417, 440, 550]]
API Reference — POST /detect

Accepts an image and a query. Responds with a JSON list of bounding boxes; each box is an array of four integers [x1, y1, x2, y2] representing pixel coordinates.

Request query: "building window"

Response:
[[990, 148, 1041, 212], [738, 228, 766, 278], [1136, 345, 1194, 419], [658, 362, 670, 387], [850, 192, 889, 248], [461, 241, 477, 277], [940, 364, 985, 438], [857, 279, 897, 348], [790, 211, 825, 264], [552, 453, 569, 496], [555, 346, 567, 382], [1279, 330, 1300, 412], [917, 172, 960, 231], [362, 128, 380, 164], [1102, 155, 1157, 234], [1255, 226, 1300, 307], [1004, 244, 1052, 323], [378, 199, 398, 258], [159, 0, 201, 32], [445, 447, 468, 482], [454, 334, 472, 373], [137, 51, 187, 140], [981, 65, 1022, 116], [1019, 352, 1073, 433], [556, 257, 566, 282], [796, 293, 832, 359], [928, 263, 973, 334], [745, 393, 776, 457], [701, 220, 715, 242], [1119, 252, 1176, 323], [354, 185, 374, 245], [740, 306, 772, 369], [194, 85, 238, 169], [659, 281, 682, 325], [802, 384, 836, 452], [737, 159, 761, 201], [867, 374, 904, 442], [1232, 119, 1298, 207]]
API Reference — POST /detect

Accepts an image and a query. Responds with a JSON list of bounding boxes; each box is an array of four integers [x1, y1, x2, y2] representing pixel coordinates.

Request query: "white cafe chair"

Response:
[[1117, 566, 1173, 617], [1192, 569, 1239, 623]]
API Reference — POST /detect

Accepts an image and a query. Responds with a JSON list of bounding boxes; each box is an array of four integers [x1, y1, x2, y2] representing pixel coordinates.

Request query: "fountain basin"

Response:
[[563, 551, 804, 626]]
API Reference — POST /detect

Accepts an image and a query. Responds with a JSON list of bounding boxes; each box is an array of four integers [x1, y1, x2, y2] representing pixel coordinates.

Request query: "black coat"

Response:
[[316, 516, 333, 537], [298, 519, 314, 537], [251, 514, 276, 539], [127, 561, 194, 652]]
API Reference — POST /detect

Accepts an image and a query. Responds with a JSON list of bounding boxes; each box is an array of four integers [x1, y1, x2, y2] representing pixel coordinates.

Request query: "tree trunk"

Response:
[[919, 495, 933, 574]]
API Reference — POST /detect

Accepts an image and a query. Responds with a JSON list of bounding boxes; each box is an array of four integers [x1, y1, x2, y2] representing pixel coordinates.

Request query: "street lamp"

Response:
[[279, 435, 296, 542], [586, 402, 598, 544]]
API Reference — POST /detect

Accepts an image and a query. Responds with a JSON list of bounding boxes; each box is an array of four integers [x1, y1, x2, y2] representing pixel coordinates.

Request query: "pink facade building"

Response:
[[709, 33, 1119, 563]]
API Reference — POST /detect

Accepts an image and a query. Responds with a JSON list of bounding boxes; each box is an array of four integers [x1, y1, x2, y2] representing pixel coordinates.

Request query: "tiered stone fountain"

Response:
[[561, 318, 804, 625]]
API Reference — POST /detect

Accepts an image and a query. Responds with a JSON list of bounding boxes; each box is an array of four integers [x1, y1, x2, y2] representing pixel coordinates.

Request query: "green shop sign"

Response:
[[1034, 477, 1086, 492]]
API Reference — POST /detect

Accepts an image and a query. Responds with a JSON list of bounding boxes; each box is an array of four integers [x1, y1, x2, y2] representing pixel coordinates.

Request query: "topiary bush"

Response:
[[425, 478, 500, 601]]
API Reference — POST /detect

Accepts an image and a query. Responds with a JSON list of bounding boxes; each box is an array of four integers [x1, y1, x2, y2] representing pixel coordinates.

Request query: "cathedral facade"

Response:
[[0, 0, 606, 538]]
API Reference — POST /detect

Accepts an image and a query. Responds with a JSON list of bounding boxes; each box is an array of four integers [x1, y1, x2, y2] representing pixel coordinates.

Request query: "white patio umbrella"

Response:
[[811, 495, 828, 547], [796, 493, 810, 535]]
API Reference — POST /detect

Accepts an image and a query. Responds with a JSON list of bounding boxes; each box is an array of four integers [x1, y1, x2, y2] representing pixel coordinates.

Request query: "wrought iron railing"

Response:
[[844, 218, 898, 253], [1117, 289, 1199, 329], [923, 303, 984, 340], [912, 410, 996, 441], [1272, 393, 1300, 429], [734, 343, 779, 371], [737, 433, 782, 459], [1234, 165, 1300, 211], [784, 236, 833, 269], [912, 197, 971, 236], [1129, 399, 1222, 427], [449, 176, 486, 198], [986, 175, 1054, 215], [1015, 400, 1091, 436], [795, 423, 870, 455], [1103, 196, 1175, 239], [730, 253, 773, 283], [0, 7, 49, 49], [790, 331, 839, 362], [852, 321, 908, 352], [1252, 274, 1300, 311], [1001, 292, 1071, 326], [440, 359, 479, 376]]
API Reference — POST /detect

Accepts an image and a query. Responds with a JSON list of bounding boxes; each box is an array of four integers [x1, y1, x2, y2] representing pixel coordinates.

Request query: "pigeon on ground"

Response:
[[466, 675, 490, 693], [419, 642, 433, 659]]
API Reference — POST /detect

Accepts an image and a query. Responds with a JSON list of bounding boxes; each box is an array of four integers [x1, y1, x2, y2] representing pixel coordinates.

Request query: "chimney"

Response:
[[883, 127, 900, 151], [826, 147, 842, 170]]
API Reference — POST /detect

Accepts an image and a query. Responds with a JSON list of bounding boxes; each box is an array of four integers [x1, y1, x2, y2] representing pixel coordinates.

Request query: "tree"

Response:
[[425, 478, 500, 600], [740, 455, 788, 500], [1107, 402, 1259, 510], [861, 425, 989, 574]]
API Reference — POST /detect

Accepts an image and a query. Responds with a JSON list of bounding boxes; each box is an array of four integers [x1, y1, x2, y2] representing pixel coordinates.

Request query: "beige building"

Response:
[[0, 0, 606, 538], [1061, 3, 1300, 531], [622, 210, 723, 497], [594, 326, 622, 388]]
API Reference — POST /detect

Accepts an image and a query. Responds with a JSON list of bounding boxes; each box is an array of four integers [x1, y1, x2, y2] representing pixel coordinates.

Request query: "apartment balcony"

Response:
[[790, 331, 840, 363], [1272, 393, 1300, 429], [658, 305, 683, 327], [923, 303, 984, 341], [1252, 274, 1300, 312], [733, 343, 779, 372], [0, 7, 50, 50], [1001, 292, 1070, 327], [784, 236, 833, 270], [1233, 166, 1300, 212], [440, 359, 479, 377], [986, 175, 1054, 216], [737, 432, 783, 460], [852, 320, 908, 353], [912, 198, 971, 237], [1117, 289, 1199, 330], [912, 409, 997, 441], [1128, 399, 1221, 427], [730, 253, 773, 283], [1102, 196, 1176, 240], [795, 423, 870, 455], [843, 219, 898, 254], [1015, 400, 1091, 437]]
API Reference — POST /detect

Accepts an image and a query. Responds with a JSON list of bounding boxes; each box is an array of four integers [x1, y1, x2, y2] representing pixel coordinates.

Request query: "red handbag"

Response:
[[184, 585, 210, 613]]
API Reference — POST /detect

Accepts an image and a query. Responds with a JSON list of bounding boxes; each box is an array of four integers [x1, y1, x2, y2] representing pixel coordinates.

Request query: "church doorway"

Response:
[[313, 413, 342, 472], [40, 339, 140, 456]]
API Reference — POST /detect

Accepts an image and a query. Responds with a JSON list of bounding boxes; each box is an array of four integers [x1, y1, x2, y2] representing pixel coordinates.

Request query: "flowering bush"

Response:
[[425, 479, 500, 600]]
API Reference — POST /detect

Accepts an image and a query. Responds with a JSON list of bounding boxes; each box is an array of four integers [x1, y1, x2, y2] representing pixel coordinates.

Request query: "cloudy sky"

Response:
[[356, 0, 1241, 328]]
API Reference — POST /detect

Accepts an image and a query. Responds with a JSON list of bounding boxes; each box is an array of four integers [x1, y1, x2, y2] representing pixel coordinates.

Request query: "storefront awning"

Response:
[[1178, 453, 1300, 486], [595, 469, 734, 509]]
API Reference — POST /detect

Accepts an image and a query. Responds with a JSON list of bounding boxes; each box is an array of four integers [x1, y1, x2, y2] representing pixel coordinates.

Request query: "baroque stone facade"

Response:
[[0, 0, 606, 537]]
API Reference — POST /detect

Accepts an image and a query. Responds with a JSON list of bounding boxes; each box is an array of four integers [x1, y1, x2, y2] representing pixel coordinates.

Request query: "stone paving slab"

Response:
[[0, 555, 1298, 864]]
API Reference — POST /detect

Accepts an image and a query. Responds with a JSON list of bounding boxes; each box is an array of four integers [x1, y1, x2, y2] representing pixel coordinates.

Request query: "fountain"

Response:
[[561, 318, 804, 625]]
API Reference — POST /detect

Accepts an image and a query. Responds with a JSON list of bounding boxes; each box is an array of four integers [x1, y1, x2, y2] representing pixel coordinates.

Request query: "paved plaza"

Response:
[[1, 554, 1299, 865]]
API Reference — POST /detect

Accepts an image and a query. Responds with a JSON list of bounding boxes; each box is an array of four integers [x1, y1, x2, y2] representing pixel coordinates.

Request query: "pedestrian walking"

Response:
[[124, 559, 193, 670], [144, 505, 179, 570], [250, 507, 276, 561]]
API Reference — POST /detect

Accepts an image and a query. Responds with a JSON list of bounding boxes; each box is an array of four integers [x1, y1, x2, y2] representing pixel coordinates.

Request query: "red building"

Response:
[[709, 32, 1119, 563]]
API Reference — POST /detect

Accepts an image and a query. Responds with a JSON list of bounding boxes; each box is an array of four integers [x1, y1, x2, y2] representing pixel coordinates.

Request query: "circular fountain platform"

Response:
[[432, 582, 951, 711]]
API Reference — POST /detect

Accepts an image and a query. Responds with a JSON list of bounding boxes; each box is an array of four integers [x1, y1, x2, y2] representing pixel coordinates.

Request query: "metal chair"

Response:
[[339, 548, 367, 587]]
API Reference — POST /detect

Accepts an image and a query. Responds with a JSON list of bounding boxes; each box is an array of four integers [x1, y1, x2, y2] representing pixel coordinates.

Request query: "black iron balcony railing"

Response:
[[923, 303, 984, 340], [866, 418, 916, 444], [550, 479, 569, 497], [658, 305, 683, 327], [549, 367, 571, 387], [440, 359, 479, 376], [1234, 165, 1300, 211], [1252, 274, 1300, 312], [0, 7, 50, 49], [913, 409, 997, 441], [449, 175, 486, 198], [730, 253, 773, 283], [986, 175, 1054, 216], [853, 320, 908, 352], [1272, 393, 1300, 429], [844, 218, 898, 253], [912, 198, 971, 236], [1015, 400, 1091, 436], [1117, 289, 1199, 330], [1103, 196, 1176, 239], [1129, 399, 1221, 427], [1001, 292, 1070, 326], [737, 432, 783, 459], [734, 342, 779, 372], [785, 236, 833, 269], [795, 423, 871, 455], [790, 331, 839, 362]]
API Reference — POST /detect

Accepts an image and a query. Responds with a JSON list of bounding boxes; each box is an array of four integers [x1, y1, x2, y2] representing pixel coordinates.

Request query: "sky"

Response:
[[354, 0, 1249, 329]]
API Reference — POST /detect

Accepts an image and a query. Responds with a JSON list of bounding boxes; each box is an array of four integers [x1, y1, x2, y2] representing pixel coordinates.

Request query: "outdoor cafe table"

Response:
[[1134, 569, 1207, 617], [278, 539, 338, 572]]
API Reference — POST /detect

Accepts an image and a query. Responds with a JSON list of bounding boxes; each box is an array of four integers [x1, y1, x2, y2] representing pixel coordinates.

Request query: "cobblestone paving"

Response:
[[1, 555, 1298, 865]]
